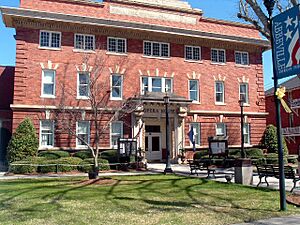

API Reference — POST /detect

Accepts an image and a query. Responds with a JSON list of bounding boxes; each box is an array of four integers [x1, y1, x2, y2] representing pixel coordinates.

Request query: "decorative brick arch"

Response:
[[109, 65, 126, 75], [138, 68, 175, 77], [237, 75, 249, 83], [186, 71, 201, 80], [213, 74, 226, 81], [40, 60, 59, 70]]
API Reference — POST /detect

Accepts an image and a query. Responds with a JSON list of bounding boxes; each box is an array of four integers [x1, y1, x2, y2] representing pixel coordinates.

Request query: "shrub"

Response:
[[287, 155, 298, 164], [193, 150, 209, 160], [38, 150, 70, 159], [100, 150, 118, 163], [7, 118, 39, 162], [9, 157, 45, 174], [245, 148, 264, 159], [252, 158, 266, 165], [261, 125, 288, 155], [228, 149, 241, 158], [265, 153, 288, 165], [38, 157, 82, 173], [78, 158, 110, 173], [73, 151, 92, 160]]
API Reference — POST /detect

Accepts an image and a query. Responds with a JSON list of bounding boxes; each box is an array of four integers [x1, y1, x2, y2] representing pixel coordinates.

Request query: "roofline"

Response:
[[1, 7, 270, 48], [202, 17, 258, 30]]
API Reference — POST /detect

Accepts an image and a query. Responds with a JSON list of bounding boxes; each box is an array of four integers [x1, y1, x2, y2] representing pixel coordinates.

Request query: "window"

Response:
[[143, 41, 170, 58], [215, 81, 224, 103], [111, 122, 123, 149], [185, 46, 201, 61], [108, 37, 126, 53], [289, 113, 294, 127], [189, 80, 199, 102], [111, 74, 123, 99], [77, 73, 90, 98], [40, 120, 54, 147], [76, 121, 90, 148], [243, 123, 250, 145], [235, 51, 249, 65], [216, 123, 226, 136], [141, 77, 173, 94], [189, 123, 200, 145], [211, 48, 226, 63], [74, 34, 95, 50], [42, 70, 55, 97], [40, 31, 61, 48], [239, 83, 249, 104]]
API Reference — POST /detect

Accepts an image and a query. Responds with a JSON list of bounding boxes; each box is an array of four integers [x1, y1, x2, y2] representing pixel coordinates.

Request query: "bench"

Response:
[[188, 159, 216, 178], [256, 164, 300, 192]]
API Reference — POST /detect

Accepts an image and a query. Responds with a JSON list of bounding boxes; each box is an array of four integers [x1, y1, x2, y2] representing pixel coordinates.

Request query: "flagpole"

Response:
[[264, 0, 286, 211]]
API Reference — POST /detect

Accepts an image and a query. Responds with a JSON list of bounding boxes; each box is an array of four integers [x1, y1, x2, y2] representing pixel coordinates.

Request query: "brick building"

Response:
[[1, 0, 269, 162], [265, 76, 300, 155]]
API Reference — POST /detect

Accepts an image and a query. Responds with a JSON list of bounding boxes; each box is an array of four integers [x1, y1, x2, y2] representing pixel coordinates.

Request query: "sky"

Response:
[[0, 0, 275, 90]]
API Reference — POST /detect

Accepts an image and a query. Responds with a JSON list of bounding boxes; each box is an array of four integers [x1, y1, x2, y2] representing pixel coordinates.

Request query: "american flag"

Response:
[[286, 15, 300, 67]]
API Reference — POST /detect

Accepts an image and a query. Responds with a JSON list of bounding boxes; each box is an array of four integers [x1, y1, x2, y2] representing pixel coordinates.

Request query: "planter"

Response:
[[88, 170, 98, 179]]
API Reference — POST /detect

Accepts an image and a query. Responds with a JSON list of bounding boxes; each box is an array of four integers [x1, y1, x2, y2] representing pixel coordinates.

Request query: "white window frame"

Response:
[[111, 121, 124, 149], [111, 74, 123, 100], [185, 45, 201, 61], [39, 120, 54, 148], [140, 77, 173, 94], [243, 123, 251, 145], [235, 51, 249, 65], [143, 41, 170, 58], [239, 83, 249, 104], [188, 79, 199, 102], [216, 123, 226, 136], [77, 72, 90, 99], [74, 33, 95, 51], [107, 37, 127, 54], [76, 121, 90, 148], [211, 48, 226, 64], [39, 30, 61, 49], [41, 69, 56, 98], [189, 123, 200, 146], [215, 81, 225, 104]]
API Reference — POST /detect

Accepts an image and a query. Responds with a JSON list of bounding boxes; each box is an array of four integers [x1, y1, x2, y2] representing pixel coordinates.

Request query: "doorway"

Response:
[[145, 132, 162, 161]]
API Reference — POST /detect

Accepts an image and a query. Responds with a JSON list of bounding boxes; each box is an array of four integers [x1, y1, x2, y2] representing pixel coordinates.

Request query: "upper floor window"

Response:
[[216, 123, 226, 136], [74, 34, 95, 51], [108, 37, 126, 53], [235, 51, 249, 65], [215, 81, 224, 103], [111, 121, 123, 149], [41, 70, 55, 98], [189, 80, 199, 102], [185, 46, 201, 61], [189, 123, 200, 146], [111, 74, 123, 100], [76, 121, 90, 148], [40, 31, 61, 49], [239, 83, 249, 104], [211, 48, 226, 63], [77, 73, 90, 99], [141, 77, 172, 94], [243, 123, 250, 145], [143, 41, 170, 58], [40, 120, 54, 147]]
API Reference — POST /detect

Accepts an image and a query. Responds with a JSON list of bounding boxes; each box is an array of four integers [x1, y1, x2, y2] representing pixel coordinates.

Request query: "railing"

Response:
[[282, 126, 300, 136]]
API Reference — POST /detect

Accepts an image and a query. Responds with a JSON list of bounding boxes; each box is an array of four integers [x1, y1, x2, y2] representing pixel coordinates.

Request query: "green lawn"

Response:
[[0, 175, 299, 225]]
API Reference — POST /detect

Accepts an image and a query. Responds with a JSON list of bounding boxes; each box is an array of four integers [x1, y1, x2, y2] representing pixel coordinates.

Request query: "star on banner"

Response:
[[285, 16, 293, 28], [285, 29, 293, 40]]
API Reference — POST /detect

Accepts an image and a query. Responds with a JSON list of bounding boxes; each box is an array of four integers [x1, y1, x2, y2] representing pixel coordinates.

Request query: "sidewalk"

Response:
[[233, 215, 300, 225]]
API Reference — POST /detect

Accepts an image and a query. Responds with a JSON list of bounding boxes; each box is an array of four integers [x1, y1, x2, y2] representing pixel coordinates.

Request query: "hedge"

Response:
[[38, 157, 82, 173], [193, 150, 209, 160], [9, 157, 45, 174], [38, 150, 70, 159], [73, 151, 92, 160], [265, 153, 288, 165], [287, 155, 298, 164], [100, 150, 118, 163], [78, 158, 110, 173]]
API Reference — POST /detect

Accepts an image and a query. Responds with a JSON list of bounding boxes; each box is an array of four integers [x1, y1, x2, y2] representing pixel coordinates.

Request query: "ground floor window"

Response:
[[189, 123, 200, 146], [40, 120, 54, 147], [243, 123, 250, 145], [216, 123, 226, 136], [76, 121, 90, 148], [111, 121, 123, 149]]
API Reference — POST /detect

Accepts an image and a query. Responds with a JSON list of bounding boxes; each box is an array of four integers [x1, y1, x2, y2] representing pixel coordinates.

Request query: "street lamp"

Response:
[[164, 93, 173, 174], [239, 98, 246, 159]]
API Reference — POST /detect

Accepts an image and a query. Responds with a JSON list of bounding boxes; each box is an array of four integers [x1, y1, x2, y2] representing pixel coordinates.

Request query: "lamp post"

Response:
[[239, 99, 246, 159], [164, 94, 173, 174], [263, 0, 286, 211]]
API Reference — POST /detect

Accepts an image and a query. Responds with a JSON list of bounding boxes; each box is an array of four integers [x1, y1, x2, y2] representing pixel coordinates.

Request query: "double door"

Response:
[[145, 132, 162, 161]]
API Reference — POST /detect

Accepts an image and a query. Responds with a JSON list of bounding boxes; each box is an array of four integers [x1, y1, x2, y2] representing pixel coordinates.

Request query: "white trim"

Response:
[[110, 121, 124, 149], [189, 110, 268, 116], [74, 33, 95, 51], [141, 76, 173, 94], [76, 121, 90, 148], [77, 72, 90, 99], [110, 74, 123, 100], [188, 79, 200, 103], [143, 40, 170, 58], [107, 37, 127, 54], [215, 81, 224, 104], [41, 69, 56, 98], [39, 30, 61, 49], [235, 51, 249, 65], [184, 45, 201, 61], [39, 120, 54, 148], [211, 48, 226, 64], [243, 123, 251, 145]]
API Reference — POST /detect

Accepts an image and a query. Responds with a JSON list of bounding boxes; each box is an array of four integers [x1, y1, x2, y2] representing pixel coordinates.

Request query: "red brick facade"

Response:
[[1, 0, 268, 161]]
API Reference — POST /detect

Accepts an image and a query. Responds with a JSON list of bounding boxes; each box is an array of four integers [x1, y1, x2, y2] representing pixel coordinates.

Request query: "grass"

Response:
[[0, 175, 299, 225]]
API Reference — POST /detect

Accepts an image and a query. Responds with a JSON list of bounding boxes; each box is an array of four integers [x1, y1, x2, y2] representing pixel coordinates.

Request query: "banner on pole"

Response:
[[272, 5, 300, 79]]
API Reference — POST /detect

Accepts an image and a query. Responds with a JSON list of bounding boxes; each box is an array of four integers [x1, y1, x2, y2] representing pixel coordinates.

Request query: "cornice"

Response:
[[1, 7, 270, 49], [189, 110, 268, 117]]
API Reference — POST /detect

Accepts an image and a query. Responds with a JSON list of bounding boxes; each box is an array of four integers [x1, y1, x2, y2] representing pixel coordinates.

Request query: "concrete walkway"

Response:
[[233, 215, 300, 225]]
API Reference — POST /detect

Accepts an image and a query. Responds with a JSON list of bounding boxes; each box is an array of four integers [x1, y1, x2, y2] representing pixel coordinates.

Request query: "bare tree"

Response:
[[45, 50, 142, 173], [238, 0, 299, 40]]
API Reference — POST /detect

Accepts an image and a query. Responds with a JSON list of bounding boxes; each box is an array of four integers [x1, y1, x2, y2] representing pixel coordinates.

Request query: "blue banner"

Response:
[[272, 5, 300, 79]]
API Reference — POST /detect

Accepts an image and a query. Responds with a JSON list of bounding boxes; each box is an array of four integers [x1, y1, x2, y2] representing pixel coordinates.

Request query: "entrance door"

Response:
[[145, 133, 162, 161]]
